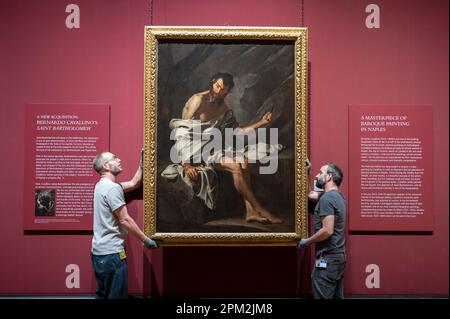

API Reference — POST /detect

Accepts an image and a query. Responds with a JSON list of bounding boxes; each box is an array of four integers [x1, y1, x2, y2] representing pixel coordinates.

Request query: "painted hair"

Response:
[[209, 72, 235, 90]]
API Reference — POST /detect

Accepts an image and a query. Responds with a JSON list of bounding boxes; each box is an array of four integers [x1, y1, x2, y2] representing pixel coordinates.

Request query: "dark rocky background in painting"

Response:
[[156, 41, 296, 232]]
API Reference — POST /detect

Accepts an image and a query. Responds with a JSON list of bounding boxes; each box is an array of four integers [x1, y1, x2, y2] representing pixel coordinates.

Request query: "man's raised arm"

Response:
[[120, 149, 143, 193]]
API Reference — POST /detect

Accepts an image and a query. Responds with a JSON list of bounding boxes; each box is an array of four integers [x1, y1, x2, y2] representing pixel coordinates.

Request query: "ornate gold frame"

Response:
[[143, 26, 308, 246]]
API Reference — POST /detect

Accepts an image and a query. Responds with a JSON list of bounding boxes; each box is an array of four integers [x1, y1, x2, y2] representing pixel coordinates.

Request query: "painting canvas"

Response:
[[144, 26, 308, 245]]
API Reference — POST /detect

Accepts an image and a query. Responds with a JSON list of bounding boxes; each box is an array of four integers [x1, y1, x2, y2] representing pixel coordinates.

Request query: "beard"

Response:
[[209, 91, 225, 106], [315, 175, 327, 189], [110, 165, 122, 176]]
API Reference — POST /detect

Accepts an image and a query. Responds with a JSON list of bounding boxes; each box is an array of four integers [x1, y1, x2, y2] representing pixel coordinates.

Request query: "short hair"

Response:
[[326, 162, 343, 186], [93, 152, 108, 174], [209, 72, 235, 90]]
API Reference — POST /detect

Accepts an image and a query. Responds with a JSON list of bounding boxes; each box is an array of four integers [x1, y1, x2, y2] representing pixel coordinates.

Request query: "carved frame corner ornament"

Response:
[[143, 26, 308, 246]]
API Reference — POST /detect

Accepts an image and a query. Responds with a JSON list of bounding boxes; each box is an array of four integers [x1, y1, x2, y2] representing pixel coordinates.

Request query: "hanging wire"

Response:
[[300, 0, 304, 26], [149, 0, 153, 25]]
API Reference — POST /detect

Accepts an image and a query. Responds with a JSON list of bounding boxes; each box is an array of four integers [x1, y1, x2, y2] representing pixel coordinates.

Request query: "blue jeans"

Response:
[[91, 253, 128, 299]]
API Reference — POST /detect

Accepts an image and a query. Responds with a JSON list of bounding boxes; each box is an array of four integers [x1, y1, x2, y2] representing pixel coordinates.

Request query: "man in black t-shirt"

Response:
[[298, 162, 346, 299]]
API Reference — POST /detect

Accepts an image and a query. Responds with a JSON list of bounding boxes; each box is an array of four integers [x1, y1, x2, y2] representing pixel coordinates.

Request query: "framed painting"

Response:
[[143, 26, 308, 246]]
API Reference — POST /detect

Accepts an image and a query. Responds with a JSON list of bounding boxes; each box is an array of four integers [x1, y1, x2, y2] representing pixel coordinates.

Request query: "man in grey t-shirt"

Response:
[[91, 150, 158, 299], [298, 162, 346, 299]]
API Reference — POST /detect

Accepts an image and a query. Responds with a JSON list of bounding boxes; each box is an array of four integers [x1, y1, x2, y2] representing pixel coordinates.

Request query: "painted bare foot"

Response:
[[245, 212, 270, 224], [257, 208, 283, 224]]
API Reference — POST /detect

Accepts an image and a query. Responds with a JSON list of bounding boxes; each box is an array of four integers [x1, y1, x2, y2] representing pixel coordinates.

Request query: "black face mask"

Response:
[[315, 175, 327, 189]]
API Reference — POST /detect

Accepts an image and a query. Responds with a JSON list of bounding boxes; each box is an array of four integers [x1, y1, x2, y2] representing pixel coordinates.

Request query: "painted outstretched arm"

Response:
[[237, 111, 273, 134]]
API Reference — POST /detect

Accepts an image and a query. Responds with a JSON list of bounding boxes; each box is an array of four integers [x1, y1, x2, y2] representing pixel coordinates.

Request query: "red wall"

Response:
[[0, 0, 448, 296]]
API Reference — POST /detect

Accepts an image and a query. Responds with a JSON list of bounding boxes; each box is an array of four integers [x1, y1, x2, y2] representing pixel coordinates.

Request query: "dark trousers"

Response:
[[91, 253, 128, 299], [311, 254, 346, 299]]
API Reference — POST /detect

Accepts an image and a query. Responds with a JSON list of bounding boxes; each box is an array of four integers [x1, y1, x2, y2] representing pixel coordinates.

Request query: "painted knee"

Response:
[[230, 163, 242, 174], [241, 158, 249, 170]]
